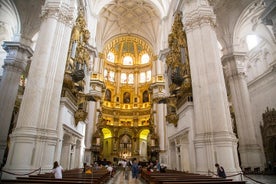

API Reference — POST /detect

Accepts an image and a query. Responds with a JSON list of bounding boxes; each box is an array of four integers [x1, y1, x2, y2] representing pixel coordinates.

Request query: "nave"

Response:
[[106, 170, 146, 184]]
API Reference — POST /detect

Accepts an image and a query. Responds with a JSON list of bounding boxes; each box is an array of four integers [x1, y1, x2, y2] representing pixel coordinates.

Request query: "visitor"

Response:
[[107, 164, 113, 177], [52, 161, 63, 179], [156, 159, 161, 172], [215, 163, 226, 178], [131, 159, 139, 179], [83, 163, 87, 173]]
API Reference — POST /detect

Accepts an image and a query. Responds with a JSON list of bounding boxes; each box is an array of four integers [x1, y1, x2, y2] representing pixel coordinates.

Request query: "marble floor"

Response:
[[106, 170, 146, 184], [243, 174, 276, 184], [106, 170, 276, 184]]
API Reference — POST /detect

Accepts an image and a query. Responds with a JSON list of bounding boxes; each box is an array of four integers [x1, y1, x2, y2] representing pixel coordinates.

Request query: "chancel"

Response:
[[0, 0, 275, 183]]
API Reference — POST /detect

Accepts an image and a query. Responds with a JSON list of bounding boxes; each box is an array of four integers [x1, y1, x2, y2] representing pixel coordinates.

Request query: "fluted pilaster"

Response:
[[182, 0, 240, 175], [3, 0, 77, 178], [222, 53, 263, 169], [0, 42, 33, 166]]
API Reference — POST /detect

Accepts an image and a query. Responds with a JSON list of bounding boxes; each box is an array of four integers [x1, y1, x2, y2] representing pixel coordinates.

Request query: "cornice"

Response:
[[183, 6, 216, 31]]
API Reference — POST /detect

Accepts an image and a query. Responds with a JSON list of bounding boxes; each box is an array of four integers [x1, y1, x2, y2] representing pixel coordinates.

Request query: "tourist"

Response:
[[52, 161, 63, 179], [215, 163, 226, 178], [156, 159, 161, 172], [107, 164, 113, 177], [131, 159, 139, 179]]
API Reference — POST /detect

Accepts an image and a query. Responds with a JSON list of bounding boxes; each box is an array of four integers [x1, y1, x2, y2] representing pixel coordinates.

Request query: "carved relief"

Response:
[[165, 12, 192, 126], [261, 107, 276, 163], [62, 10, 91, 126]]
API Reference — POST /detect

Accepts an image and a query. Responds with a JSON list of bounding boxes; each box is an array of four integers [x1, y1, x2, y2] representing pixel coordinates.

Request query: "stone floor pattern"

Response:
[[106, 170, 146, 184]]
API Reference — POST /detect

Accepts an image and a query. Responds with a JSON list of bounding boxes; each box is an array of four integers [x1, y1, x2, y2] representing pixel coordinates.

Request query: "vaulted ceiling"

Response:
[[95, 0, 163, 49], [5, 0, 256, 51]]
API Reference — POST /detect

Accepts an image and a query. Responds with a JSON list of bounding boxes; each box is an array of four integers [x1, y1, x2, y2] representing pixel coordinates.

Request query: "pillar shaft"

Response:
[[182, 0, 240, 174], [222, 53, 262, 168], [3, 0, 76, 177], [0, 42, 32, 166]]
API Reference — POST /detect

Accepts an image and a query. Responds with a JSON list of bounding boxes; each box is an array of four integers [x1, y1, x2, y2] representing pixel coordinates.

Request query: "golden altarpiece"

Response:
[[91, 35, 160, 162], [62, 11, 160, 161], [60, 11, 193, 162]]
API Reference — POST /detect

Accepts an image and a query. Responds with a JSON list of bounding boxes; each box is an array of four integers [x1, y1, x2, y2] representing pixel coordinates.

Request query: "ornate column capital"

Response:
[[183, 4, 216, 31], [2, 41, 33, 73], [221, 52, 247, 79], [41, 1, 76, 26], [158, 48, 169, 61]]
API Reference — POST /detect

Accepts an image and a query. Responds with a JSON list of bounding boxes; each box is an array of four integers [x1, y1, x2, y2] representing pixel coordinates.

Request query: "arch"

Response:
[[0, 0, 21, 40], [0, 0, 21, 75], [102, 128, 112, 139], [233, 1, 275, 52], [105, 89, 111, 101], [142, 90, 149, 102], [123, 92, 131, 103], [88, 0, 166, 19], [139, 129, 150, 140]]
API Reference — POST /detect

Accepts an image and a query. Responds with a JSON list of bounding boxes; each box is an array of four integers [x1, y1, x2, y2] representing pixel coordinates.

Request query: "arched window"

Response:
[[107, 52, 115, 62], [141, 53, 149, 64], [140, 72, 146, 83], [143, 90, 149, 102], [109, 71, 115, 82], [104, 69, 108, 80], [123, 56, 133, 65], [105, 89, 111, 101], [146, 70, 151, 81], [123, 92, 130, 103], [128, 73, 134, 84], [246, 35, 261, 50], [121, 73, 127, 83]]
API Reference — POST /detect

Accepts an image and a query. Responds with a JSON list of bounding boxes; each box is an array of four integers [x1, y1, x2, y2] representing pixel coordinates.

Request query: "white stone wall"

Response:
[[166, 102, 196, 172]]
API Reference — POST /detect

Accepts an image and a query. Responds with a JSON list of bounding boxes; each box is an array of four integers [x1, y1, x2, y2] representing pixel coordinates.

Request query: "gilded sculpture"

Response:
[[63, 10, 91, 125], [165, 12, 192, 126]]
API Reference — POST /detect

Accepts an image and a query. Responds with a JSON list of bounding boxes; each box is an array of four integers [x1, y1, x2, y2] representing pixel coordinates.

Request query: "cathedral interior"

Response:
[[0, 0, 275, 179]]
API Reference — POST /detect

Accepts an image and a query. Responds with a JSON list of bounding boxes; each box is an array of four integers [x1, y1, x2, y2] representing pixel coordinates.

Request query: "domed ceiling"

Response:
[[96, 0, 162, 48]]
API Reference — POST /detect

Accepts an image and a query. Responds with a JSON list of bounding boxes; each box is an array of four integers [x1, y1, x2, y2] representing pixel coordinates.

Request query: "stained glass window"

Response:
[[107, 52, 115, 62], [109, 71, 115, 82], [104, 69, 108, 80], [121, 73, 127, 83], [141, 53, 149, 64], [123, 56, 133, 65], [128, 73, 134, 84], [140, 72, 146, 83], [146, 70, 151, 81]]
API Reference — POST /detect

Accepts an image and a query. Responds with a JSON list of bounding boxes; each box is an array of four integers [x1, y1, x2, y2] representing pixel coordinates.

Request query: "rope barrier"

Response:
[[208, 170, 268, 184], [0, 167, 41, 176], [243, 174, 267, 184], [208, 170, 243, 177]]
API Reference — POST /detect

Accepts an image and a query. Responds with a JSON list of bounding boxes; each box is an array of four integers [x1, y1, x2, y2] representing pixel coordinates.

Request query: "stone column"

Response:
[[222, 53, 262, 169], [182, 1, 240, 175], [156, 103, 166, 151], [2, 0, 76, 178], [84, 101, 97, 164], [151, 51, 167, 161], [0, 42, 33, 166]]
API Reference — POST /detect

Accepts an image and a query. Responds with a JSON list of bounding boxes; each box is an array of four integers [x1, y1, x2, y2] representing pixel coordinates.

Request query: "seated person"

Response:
[[160, 165, 167, 173]]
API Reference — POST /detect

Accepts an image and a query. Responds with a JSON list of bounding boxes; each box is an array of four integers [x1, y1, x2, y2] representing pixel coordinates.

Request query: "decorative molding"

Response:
[[222, 53, 247, 79], [183, 6, 216, 31], [2, 41, 33, 73], [41, 3, 74, 26]]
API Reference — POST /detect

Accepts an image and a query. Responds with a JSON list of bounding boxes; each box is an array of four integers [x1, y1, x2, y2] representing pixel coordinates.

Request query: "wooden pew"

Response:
[[1, 167, 110, 184], [141, 169, 246, 184]]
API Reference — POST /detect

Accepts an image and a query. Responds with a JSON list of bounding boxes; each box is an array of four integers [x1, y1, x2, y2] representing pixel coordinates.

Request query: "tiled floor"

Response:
[[106, 170, 146, 184], [243, 174, 276, 184]]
